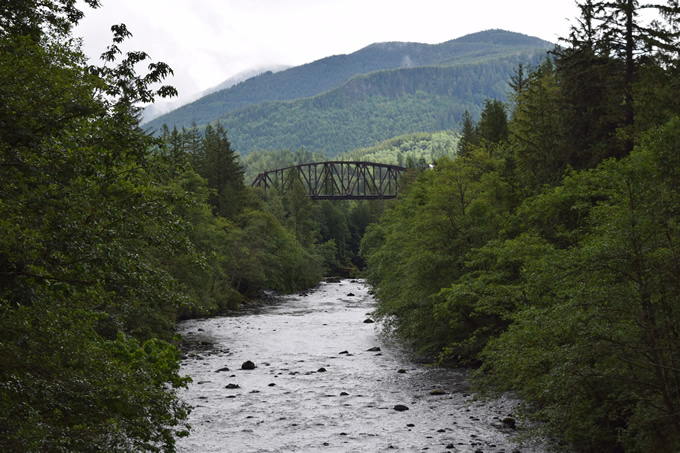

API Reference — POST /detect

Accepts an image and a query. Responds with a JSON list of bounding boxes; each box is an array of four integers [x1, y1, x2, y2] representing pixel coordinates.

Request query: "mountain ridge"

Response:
[[144, 29, 553, 133]]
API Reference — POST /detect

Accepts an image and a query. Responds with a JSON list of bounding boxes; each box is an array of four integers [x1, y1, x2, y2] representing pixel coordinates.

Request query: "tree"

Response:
[[202, 121, 245, 219], [475, 118, 680, 451], [556, 0, 680, 157], [283, 171, 318, 244], [0, 0, 102, 40], [509, 58, 565, 189], [0, 3, 192, 450], [361, 151, 512, 357], [508, 62, 526, 107], [183, 121, 204, 173], [457, 110, 477, 156], [477, 99, 508, 146]]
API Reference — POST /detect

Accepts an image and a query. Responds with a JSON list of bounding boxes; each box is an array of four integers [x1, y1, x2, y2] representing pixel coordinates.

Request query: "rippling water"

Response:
[[176, 279, 541, 453]]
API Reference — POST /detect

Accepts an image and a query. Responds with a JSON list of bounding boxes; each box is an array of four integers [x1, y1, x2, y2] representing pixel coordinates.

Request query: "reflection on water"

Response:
[[177, 279, 541, 452]]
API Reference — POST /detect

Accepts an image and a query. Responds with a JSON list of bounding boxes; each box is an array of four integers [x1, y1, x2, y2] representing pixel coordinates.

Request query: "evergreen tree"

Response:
[[477, 99, 508, 146], [457, 110, 476, 156], [202, 121, 245, 219], [556, 0, 680, 157], [510, 59, 565, 188], [182, 121, 204, 173], [508, 62, 526, 104]]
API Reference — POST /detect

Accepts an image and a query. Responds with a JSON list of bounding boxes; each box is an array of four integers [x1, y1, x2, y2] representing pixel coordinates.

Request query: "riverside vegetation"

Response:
[[2, 1, 680, 452], [361, 1, 680, 451]]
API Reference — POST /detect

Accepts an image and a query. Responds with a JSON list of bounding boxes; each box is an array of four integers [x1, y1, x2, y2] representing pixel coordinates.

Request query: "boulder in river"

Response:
[[241, 360, 256, 370], [502, 417, 517, 429], [393, 404, 409, 412], [214, 367, 230, 372], [347, 293, 355, 297], [363, 318, 375, 324], [367, 346, 381, 352], [225, 383, 240, 389]]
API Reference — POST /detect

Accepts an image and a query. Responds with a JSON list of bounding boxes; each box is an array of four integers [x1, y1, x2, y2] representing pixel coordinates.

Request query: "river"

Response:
[[176, 278, 542, 453]]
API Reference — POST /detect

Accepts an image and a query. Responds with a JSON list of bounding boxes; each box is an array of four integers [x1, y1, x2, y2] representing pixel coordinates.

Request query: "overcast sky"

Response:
[[75, 0, 582, 111]]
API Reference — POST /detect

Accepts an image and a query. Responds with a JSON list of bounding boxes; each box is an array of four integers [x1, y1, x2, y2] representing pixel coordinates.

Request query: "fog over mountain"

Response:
[[142, 64, 289, 123]]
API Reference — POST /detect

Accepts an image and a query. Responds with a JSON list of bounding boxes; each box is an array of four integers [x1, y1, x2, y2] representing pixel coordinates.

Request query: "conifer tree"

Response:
[[477, 99, 508, 146], [202, 121, 245, 219], [457, 110, 476, 156]]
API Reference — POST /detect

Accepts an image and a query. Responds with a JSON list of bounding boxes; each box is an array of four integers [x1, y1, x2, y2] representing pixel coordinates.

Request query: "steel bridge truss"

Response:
[[251, 161, 407, 200]]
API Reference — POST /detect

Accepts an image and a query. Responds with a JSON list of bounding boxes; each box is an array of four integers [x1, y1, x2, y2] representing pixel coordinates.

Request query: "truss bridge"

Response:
[[251, 161, 407, 200]]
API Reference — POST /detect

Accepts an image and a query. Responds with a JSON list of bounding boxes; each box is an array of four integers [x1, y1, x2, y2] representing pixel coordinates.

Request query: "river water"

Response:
[[176, 279, 541, 453]]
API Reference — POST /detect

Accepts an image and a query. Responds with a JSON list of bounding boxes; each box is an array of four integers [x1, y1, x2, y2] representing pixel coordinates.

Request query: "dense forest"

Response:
[[207, 61, 522, 156], [361, 1, 680, 451]]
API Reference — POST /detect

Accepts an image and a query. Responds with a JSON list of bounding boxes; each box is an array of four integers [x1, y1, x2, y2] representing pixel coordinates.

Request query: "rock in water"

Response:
[[502, 417, 516, 429], [241, 360, 256, 370], [363, 318, 375, 324], [393, 404, 409, 412]]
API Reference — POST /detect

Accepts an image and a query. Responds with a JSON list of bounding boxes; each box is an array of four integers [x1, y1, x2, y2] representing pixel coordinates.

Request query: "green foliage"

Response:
[[477, 99, 508, 145], [361, 151, 513, 355], [340, 131, 459, 166], [476, 119, 680, 450], [361, 3, 680, 449], [0, 12, 192, 450], [202, 121, 245, 219], [0, 305, 190, 452], [457, 110, 476, 156], [509, 58, 565, 189]]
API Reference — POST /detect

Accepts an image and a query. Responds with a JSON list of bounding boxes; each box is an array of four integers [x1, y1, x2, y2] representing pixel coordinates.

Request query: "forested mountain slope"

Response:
[[144, 29, 553, 143], [208, 54, 540, 156]]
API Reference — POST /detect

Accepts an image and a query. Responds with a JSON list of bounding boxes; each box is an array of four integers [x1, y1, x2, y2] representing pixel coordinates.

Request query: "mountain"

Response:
[[145, 30, 554, 156], [141, 65, 289, 123]]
